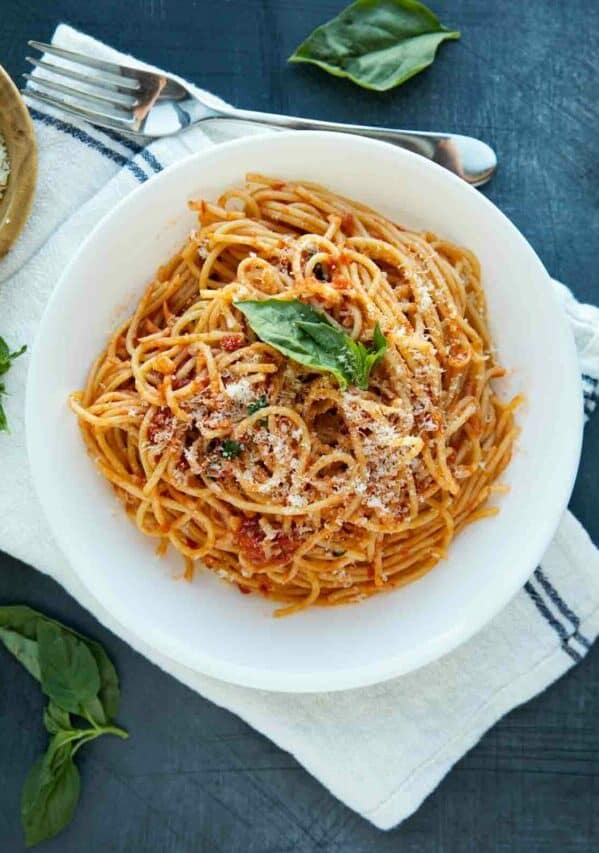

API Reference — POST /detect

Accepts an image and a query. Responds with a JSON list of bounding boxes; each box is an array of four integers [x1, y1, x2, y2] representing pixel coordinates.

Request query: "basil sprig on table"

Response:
[[0, 606, 127, 847], [234, 298, 387, 390], [0, 336, 26, 432], [289, 0, 460, 92]]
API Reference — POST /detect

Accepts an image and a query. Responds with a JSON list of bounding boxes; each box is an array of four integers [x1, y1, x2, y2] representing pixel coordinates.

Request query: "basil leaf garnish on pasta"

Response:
[[234, 298, 387, 390], [289, 0, 460, 92]]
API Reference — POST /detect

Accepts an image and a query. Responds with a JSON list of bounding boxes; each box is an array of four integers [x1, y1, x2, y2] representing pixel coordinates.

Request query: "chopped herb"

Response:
[[247, 396, 268, 415], [259, 418, 268, 428], [332, 549, 347, 557], [221, 439, 243, 459], [0, 337, 27, 433]]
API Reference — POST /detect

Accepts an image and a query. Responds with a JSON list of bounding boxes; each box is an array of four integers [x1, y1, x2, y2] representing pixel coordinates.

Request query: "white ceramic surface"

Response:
[[26, 132, 583, 692]]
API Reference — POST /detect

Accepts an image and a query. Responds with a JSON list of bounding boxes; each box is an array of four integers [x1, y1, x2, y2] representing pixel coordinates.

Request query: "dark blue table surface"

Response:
[[2, 1, 599, 850]]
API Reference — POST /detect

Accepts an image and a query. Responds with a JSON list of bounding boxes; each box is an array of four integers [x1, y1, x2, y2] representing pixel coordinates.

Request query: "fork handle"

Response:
[[218, 107, 496, 188]]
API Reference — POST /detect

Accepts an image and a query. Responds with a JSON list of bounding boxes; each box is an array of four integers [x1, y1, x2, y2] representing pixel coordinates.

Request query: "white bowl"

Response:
[[26, 132, 582, 692]]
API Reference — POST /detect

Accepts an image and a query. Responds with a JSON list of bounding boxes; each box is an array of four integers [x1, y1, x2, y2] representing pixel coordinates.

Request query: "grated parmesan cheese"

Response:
[[224, 378, 254, 404], [412, 272, 433, 310], [288, 494, 307, 508], [0, 133, 9, 201], [197, 237, 209, 259]]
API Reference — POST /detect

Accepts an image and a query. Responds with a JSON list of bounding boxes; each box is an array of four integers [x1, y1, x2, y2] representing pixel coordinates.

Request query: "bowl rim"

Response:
[[0, 67, 37, 259], [26, 130, 583, 692]]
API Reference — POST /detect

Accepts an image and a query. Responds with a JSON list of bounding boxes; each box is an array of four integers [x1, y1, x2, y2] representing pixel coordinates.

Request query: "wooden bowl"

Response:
[[0, 66, 37, 258]]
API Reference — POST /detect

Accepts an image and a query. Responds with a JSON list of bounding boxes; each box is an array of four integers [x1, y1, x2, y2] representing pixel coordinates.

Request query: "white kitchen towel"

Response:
[[1, 23, 599, 831]]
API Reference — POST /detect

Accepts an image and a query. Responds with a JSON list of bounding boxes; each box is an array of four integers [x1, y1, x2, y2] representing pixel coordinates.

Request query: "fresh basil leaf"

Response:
[[234, 299, 387, 390], [0, 336, 26, 363], [83, 642, 119, 722], [43, 702, 72, 735], [2, 605, 127, 846], [0, 607, 48, 676], [294, 320, 355, 388], [0, 605, 43, 640], [0, 338, 26, 432], [234, 299, 350, 389], [0, 627, 41, 681], [0, 606, 120, 721], [0, 389, 8, 432], [351, 322, 388, 389], [38, 622, 101, 715], [21, 741, 80, 848], [82, 695, 107, 727], [295, 319, 348, 353], [10, 344, 27, 360], [289, 0, 460, 92]]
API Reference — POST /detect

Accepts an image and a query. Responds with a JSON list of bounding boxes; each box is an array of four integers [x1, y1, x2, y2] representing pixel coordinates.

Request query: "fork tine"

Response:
[[26, 56, 141, 93], [28, 40, 141, 83], [22, 88, 138, 134], [24, 73, 137, 111]]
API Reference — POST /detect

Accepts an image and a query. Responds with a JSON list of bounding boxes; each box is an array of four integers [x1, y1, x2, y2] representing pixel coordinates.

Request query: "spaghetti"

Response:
[[70, 174, 519, 616]]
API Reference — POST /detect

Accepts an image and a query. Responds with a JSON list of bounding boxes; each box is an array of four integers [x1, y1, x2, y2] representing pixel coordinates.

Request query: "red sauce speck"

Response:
[[468, 413, 482, 436], [147, 407, 173, 443], [332, 274, 349, 290], [235, 519, 298, 567], [341, 213, 355, 235], [275, 535, 297, 562], [221, 334, 244, 352], [236, 518, 267, 564]]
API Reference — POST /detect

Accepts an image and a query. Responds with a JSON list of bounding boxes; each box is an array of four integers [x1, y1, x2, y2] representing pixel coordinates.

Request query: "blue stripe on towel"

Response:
[[583, 374, 597, 418], [533, 567, 592, 648], [524, 581, 583, 662], [98, 126, 164, 173], [29, 107, 149, 183]]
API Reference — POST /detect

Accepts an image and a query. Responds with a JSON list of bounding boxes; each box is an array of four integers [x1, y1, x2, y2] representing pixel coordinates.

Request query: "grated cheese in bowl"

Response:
[[0, 132, 10, 201]]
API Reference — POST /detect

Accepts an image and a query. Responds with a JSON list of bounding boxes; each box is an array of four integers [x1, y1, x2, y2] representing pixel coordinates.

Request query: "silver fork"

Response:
[[24, 40, 497, 187]]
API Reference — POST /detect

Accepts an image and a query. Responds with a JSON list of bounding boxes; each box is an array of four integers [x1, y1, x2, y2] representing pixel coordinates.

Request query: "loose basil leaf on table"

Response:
[[0, 337, 26, 371], [234, 298, 387, 390], [0, 627, 42, 680], [43, 702, 72, 735], [21, 737, 81, 848], [0, 336, 27, 433], [0, 605, 128, 846], [37, 621, 101, 716], [0, 605, 120, 721], [289, 0, 460, 92]]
